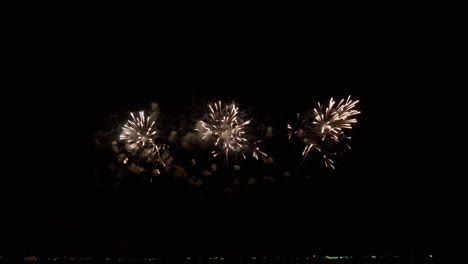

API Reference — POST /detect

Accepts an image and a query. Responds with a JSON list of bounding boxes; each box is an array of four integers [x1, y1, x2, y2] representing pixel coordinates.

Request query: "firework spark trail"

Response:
[[120, 111, 157, 150], [150, 144, 167, 167], [196, 101, 266, 163], [288, 96, 360, 169]]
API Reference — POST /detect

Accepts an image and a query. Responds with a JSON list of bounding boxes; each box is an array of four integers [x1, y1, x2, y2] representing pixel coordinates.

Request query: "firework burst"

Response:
[[313, 96, 360, 142], [120, 111, 157, 150], [288, 95, 360, 169], [196, 101, 266, 163], [118, 110, 168, 175]]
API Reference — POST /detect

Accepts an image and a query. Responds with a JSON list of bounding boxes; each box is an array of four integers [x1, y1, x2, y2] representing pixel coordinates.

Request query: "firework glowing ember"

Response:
[[288, 96, 360, 169], [196, 101, 266, 163]]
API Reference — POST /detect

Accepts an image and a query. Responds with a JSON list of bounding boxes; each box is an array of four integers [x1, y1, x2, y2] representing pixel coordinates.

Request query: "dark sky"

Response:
[[2, 20, 444, 257]]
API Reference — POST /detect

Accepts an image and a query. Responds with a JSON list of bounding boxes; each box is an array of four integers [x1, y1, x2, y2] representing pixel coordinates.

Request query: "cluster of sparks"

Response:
[[196, 101, 266, 163], [288, 96, 360, 169]]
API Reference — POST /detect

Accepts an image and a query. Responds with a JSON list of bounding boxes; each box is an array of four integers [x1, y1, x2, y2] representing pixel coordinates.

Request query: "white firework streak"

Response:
[[288, 96, 360, 169], [120, 111, 157, 150], [196, 101, 266, 162]]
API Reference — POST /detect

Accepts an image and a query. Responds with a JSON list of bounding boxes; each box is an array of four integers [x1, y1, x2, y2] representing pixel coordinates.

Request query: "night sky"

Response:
[[2, 21, 443, 258]]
